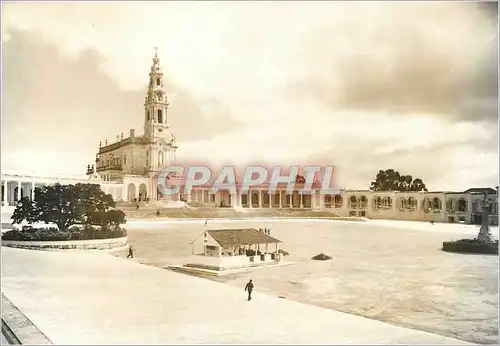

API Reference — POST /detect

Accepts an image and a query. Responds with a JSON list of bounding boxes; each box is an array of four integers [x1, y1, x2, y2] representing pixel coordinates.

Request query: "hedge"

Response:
[[2, 225, 127, 242]]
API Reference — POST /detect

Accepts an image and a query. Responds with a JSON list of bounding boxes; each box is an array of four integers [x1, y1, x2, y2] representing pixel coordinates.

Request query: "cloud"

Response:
[[286, 2, 498, 123], [1, 28, 242, 174]]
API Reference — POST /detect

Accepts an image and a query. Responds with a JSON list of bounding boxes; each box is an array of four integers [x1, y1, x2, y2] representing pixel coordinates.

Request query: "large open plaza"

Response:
[[114, 219, 499, 344]]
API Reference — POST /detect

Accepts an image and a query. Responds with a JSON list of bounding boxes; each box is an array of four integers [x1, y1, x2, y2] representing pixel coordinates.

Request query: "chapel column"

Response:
[[279, 191, 282, 208], [269, 193, 273, 208], [300, 193, 304, 208], [259, 189, 263, 208]]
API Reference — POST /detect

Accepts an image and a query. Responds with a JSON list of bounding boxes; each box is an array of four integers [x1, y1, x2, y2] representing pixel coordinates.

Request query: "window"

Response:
[[158, 151, 164, 166], [156, 78, 161, 86], [147, 110, 150, 121], [123, 155, 127, 165], [158, 109, 163, 123]]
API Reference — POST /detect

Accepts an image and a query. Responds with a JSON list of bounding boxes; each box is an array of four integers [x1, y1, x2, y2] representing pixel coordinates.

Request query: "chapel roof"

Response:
[[206, 228, 281, 247]]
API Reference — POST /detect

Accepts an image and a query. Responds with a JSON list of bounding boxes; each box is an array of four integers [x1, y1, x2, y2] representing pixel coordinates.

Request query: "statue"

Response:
[[477, 193, 492, 243]]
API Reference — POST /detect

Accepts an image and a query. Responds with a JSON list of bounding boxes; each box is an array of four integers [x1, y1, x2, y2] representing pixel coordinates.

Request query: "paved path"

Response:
[[1, 247, 471, 344]]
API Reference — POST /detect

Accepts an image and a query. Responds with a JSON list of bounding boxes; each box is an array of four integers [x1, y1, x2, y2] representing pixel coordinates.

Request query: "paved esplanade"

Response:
[[1, 247, 470, 344]]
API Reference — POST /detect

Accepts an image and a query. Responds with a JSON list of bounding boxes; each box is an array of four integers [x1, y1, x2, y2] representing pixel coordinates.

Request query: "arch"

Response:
[[458, 198, 467, 212], [127, 183, 136, 202], [251, 193, 259, 207], [156, 78, 161, 86], [359, 195, 367, 209], [324, 195, 333, 208], [263, 192, 270, 207], [241, 194, 249, 207], [273, 193, 280, 206], [302, 194, 312, 208], [123, 155, 127, 165], [157, 109, 163, 123], [292, 191, 300, 208], [158, 151, 164, 166], [382, 197, 392, 209], [446, 198, 456, 212], [431, 197, 442, 211], [408, 197, 417, 210], [349, 195, 358, 209], [334, 194, 343, 208], [397, 197, 407, 210], [139, 183, 147, 201], [373, 196, 382, 209]]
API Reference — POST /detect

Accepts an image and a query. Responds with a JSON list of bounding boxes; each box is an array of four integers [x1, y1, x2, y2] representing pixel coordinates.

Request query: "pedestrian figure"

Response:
[[244, 279, 254, 301], [204, 220, 208, 226], [136, 204, 139, 210], [127, 245, 134, 259]]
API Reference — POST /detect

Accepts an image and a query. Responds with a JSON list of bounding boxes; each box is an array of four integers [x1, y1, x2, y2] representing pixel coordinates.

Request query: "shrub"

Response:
[[1, 225, 127, 242], [311, 253, 333, 261], [442, 239, 498, 255]]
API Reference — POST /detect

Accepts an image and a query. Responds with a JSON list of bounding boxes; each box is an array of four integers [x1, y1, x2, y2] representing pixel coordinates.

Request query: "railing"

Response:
[[96, 165, 123, 172]]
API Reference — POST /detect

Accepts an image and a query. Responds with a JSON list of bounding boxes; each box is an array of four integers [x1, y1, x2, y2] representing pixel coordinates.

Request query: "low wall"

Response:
[[186, 254, 277, 271], [1, 236, 128, 251]]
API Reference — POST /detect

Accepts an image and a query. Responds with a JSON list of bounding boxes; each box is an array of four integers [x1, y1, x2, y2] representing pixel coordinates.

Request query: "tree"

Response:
[[11, 183, 125, 231], [370, 169, 428, 192]]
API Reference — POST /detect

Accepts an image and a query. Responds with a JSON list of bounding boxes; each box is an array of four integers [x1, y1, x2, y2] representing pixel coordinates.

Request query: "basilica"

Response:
[[86, 51, 178, 202]]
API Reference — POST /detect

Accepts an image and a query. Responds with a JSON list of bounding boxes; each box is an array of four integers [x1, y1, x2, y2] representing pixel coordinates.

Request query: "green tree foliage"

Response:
[[11, 183, 126, 230], [370, 169, 428, 192]]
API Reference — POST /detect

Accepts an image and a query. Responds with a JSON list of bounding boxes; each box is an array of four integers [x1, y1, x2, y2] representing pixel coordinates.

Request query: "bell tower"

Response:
[[144, 48, 171, 141]]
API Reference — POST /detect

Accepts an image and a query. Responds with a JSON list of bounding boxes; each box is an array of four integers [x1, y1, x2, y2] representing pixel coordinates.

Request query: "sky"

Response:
[[1, 1, 498, 190]]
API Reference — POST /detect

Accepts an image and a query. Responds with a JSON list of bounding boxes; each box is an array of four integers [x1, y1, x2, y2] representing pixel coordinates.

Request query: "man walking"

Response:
[[244, 279, 254, 301], [127, 245, 134, 259]]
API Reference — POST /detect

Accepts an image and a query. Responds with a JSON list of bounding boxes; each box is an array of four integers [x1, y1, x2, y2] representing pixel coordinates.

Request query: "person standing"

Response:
[[127, 245, 134, 259], [244, 279, 254, 301]]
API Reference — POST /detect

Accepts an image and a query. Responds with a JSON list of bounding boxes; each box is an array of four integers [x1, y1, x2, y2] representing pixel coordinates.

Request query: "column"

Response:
[[311, 190, 316, 209], [269, 193, 273, 208], [31, 182, 35, 200], [3, 181, 9, 206], [202, 189, 205, 203], [279, 191, 282, 208], [300, 193, 304, 208], [249, 189, 253, 208], [238, 192, 242, 207], [17, 181, 21, 201], [259, 190, 263, 208]]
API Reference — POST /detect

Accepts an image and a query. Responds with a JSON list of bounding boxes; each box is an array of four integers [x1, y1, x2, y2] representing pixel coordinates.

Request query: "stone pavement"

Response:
[[1, 247, 471, 345]]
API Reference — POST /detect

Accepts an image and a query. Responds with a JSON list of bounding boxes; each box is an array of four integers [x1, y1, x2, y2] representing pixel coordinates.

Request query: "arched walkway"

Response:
[[263, 193, 270, 207], [127, 183, 136, 202], [334, 194, 343, 208], [251, 193, 259, 207], [139, 183, 147, 201]]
